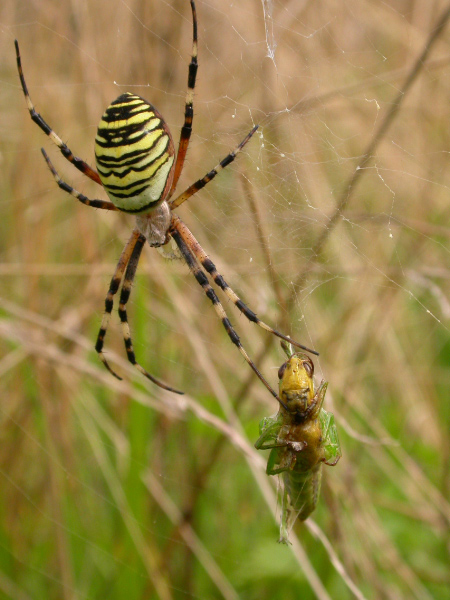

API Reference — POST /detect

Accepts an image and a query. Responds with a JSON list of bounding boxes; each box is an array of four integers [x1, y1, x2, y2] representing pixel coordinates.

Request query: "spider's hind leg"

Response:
[[169, 125, 258, 210], [168, 0, 198, 197], [41, 150, 118, 211], [14, 39, 102, 186]]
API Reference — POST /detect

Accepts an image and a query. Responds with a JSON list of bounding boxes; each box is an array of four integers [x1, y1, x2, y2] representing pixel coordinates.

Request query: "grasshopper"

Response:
[[255, 343, 341, 543]]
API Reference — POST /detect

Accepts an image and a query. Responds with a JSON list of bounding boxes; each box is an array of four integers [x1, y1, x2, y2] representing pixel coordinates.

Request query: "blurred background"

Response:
[[1, 0, 450, 598]]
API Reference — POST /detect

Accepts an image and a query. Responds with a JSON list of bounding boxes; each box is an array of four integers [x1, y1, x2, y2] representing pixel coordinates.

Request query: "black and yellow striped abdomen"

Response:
[[95, 93, 175, 213]]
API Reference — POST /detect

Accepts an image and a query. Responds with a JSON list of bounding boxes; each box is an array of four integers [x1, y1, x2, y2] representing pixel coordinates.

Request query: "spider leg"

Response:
[[170, 221, 283, 404], [169, 125, 258, 210], [14, 39, 102, 186], [41, 149, 118, 211], [117, 234, 184, 394], [95, 230, 141, 379], [171, 215, 318, 355], [168, 0, 198, 198]]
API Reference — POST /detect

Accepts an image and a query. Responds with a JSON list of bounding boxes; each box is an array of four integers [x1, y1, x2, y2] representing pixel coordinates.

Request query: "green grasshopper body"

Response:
[[255, 346, 341, 543]]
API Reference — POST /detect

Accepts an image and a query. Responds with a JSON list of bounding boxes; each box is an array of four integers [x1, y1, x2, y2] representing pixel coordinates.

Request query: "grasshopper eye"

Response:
[[303, 357, 314, 378], [278, 362, 288, 379]]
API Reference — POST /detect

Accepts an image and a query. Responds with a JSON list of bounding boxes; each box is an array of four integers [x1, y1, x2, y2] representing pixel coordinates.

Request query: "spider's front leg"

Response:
[[169, 216, 283, 403], [95, 228, 183, 395], [170, 214, 318, 355]]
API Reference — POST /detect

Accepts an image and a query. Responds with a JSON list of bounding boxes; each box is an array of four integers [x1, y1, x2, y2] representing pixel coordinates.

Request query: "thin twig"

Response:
[[288, 3, 450, 307], [240, 173, 286, 311]]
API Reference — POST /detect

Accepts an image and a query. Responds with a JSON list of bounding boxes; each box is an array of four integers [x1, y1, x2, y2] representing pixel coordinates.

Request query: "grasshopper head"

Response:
[[278, 353, 315, 416]]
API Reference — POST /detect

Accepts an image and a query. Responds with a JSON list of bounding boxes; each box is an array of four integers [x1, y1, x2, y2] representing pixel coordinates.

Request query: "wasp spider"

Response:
[[15, 0, 317, 400]]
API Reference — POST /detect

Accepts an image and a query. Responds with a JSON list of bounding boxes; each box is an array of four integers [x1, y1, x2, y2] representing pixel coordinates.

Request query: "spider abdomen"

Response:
[[95, 92, 175, 213]]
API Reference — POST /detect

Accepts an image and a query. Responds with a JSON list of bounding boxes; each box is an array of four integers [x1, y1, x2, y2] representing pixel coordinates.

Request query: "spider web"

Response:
[[1, 0, 450, 598]]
